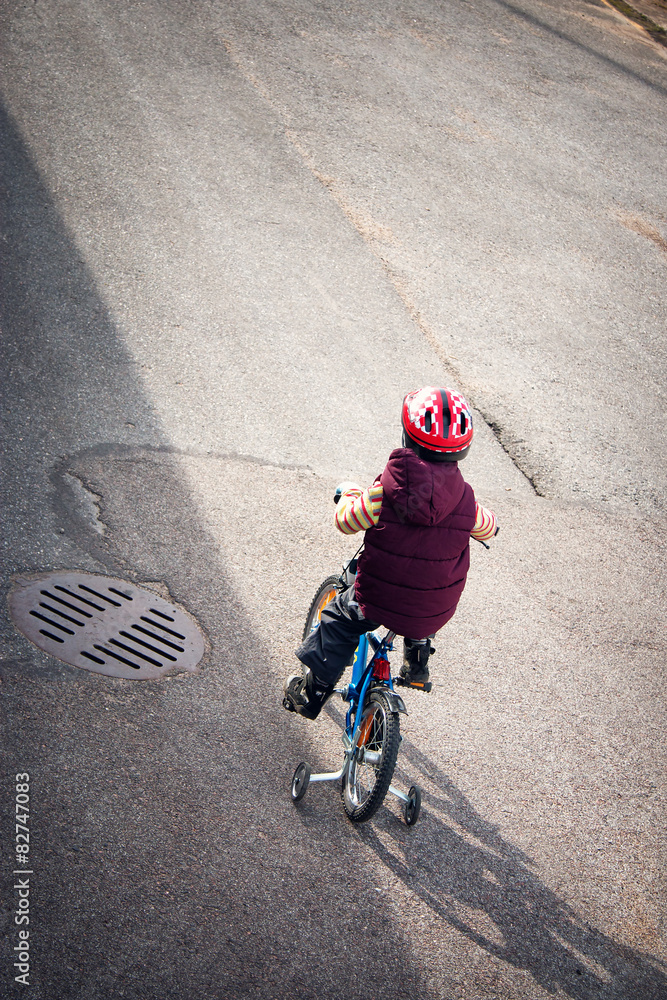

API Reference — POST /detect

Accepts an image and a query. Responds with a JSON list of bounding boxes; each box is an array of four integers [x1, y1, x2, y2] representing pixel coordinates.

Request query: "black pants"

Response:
[[296, 585, 434, 687], [296, 585, 380, 687]]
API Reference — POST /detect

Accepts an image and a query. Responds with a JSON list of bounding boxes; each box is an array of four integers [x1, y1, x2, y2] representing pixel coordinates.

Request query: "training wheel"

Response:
[[291, 762, 311, 802], [404, 784, 422, 826]]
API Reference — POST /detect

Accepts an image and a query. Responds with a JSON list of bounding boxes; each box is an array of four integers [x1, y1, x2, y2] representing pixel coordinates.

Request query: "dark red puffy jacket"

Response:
[[355, 448, 476, 639]]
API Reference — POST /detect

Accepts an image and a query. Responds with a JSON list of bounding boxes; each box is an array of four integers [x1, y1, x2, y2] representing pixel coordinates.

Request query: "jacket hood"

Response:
[[380, 448, 466, 526]]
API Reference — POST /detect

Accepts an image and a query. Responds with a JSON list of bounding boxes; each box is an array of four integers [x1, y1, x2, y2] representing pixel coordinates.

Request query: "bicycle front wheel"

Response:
[[341, 697, 400, 823], [302, 575, 341, 641]]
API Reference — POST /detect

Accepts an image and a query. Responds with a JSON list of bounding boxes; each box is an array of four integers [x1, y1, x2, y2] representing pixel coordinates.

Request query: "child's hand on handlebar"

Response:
[[333, 482, 363, 504]]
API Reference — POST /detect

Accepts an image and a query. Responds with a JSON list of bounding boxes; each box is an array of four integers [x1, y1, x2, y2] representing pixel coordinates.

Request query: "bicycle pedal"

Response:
[[409, 681, 433, 693], [395, 677, 432, 693]]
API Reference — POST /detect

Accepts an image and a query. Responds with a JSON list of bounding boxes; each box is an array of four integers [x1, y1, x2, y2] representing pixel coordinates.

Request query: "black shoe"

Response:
[[398, 638, 434, 689], [282, 669, 333, 720]]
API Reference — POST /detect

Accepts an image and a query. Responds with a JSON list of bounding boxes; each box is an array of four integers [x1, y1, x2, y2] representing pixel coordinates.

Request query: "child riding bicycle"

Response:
[[283, 386, 498, 720]]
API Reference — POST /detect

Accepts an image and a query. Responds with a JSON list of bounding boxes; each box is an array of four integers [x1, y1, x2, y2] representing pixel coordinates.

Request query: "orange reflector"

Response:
[[317, 589, 337, 623], [358, 711, 375, 746]]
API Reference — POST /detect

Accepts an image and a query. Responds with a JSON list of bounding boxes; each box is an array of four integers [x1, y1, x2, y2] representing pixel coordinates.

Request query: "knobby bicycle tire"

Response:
[[341, 696, 401, 823], [302, 576, 341, 641]]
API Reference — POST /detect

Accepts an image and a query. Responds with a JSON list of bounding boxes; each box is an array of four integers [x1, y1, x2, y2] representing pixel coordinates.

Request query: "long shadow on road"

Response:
[[360, 738, 667, 1000]]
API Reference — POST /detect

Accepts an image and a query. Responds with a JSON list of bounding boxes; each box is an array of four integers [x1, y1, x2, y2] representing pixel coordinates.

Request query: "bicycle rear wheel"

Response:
[[341, 696, 400, 823], [302, 575, 341, 640]]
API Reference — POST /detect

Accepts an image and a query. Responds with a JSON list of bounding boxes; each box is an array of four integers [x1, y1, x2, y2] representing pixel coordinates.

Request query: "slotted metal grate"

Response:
[[9, 572, 205, 679]]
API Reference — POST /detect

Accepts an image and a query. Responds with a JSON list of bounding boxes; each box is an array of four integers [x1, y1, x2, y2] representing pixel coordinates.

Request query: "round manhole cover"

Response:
[[9, 572, 205, 680]]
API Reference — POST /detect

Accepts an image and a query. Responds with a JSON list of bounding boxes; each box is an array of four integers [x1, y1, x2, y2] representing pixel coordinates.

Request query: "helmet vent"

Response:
[[425, 411, 433, 432], [460, 414, 467, 433]]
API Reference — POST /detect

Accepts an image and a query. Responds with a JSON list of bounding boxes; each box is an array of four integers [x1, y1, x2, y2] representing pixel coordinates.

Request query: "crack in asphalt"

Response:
[[381, 267, 544, 497], [221, 38, 543, 499], [472, 409, 546, 498], [50, 444, 318, 573], [62, 472, 107, 535]]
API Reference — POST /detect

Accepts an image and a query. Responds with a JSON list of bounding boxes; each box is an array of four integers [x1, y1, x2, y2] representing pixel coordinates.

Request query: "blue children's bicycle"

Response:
[[289, 564, 423, 826]]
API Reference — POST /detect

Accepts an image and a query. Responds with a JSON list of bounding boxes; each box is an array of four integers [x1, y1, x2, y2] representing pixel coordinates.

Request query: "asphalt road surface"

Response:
[[1, 1, 665, 998]]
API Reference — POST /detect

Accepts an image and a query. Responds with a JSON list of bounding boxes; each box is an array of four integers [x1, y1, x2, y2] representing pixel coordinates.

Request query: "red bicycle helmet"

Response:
[[401, 386, 473, 462]]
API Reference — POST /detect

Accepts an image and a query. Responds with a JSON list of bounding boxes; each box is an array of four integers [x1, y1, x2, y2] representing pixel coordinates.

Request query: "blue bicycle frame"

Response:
[[341, 630, 396, 744]]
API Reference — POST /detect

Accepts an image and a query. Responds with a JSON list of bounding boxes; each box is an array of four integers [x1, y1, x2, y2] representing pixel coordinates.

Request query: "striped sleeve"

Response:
[[335, 483, 384, 535], [470, 502, 498, 542]]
